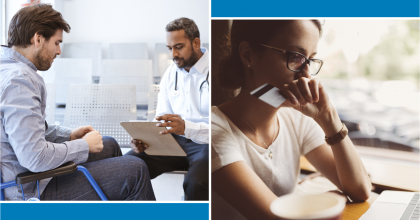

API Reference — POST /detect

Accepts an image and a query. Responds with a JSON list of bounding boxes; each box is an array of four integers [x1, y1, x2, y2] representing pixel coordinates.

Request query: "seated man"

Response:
[[0, 4, 155, 201], [128, 17, 209, 201]]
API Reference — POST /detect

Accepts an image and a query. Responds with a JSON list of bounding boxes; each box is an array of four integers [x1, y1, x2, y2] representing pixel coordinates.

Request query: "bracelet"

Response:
[[324, 123, 348, 146]]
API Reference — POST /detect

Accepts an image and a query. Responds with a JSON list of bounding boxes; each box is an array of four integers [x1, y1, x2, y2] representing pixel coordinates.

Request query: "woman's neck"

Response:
[[218, 87, 280, 148], [234, 90, 279, 132]]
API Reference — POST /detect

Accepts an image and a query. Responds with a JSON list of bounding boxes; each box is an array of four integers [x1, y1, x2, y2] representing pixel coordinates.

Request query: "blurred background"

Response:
[[0, 0, 209, 201], [211, 19, 419, 193], [318, 20, 419, 154]]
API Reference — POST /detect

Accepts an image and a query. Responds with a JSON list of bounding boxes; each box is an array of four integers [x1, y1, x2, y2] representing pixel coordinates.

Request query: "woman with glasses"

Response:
[[211, 20, 371, 220]]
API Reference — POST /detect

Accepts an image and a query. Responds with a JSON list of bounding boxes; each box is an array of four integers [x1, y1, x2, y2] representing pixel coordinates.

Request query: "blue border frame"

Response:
[[1, 203, 209, 220], [211, 0, 420, 17]]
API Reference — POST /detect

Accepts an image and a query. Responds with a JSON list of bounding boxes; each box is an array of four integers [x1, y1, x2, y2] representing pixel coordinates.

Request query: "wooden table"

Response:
[[300, 156, 419, 192], [342, 193, 378, 220], [300, 154, 418, 219]]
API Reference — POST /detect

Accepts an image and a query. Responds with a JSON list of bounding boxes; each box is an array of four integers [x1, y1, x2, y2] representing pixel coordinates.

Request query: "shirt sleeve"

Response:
[[1, 74, 89, 172], [45, 124, 72, 143], [211, 108, 245, 173], [299, 113, 326, 156], [184, 120, 209, 144]]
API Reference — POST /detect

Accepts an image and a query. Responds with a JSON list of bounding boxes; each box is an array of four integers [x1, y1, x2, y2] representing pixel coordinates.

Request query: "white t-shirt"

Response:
[[211, 106, 325, 220]]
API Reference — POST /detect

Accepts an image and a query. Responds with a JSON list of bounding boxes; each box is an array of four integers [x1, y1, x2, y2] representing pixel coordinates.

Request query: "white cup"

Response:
[[270, 192, 347, 220]]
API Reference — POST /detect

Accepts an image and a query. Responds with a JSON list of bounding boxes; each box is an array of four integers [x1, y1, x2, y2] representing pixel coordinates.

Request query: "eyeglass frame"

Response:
[[259, 44, 323, 76]]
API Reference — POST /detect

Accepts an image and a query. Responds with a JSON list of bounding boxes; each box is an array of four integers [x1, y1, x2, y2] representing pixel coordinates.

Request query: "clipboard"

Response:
[[120, 122, 187, 157]]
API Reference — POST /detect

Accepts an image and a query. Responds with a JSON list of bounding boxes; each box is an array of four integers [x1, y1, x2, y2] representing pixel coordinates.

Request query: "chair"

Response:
[[1, 162, 107, 201], [165, 168, 188, 181], [108, 43, 148, 60], [41, 58, 92, 104], [63, 84, 137, 147], [166, 167, 189, 201], [100, 59, 153, 105], [60, 43, 102, 77], [154, 43, 173, 78], [147, 84, 160, 122]]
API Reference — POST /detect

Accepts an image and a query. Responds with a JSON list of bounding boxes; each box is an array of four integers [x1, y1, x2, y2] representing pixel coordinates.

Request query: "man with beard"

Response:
[[0, 4, 155, 201], [127, 17, 209, 200]]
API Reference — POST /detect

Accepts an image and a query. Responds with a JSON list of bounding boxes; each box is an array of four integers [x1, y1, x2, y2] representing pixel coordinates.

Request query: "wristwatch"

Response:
[[325, 123, 348, 146]]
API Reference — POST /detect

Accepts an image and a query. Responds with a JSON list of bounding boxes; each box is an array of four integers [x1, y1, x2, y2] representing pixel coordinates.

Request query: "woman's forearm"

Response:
[[213, 162, 279, 220], [315, 109, 372, 201]]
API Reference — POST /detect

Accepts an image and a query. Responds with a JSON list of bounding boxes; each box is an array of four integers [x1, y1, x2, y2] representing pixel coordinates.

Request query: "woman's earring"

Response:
[[248, 64, 251, 68]]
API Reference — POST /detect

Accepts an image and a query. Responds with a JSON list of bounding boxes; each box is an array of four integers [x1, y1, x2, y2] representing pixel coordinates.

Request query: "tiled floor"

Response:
[[151, 173, 185, 201], [121, 148, 185, 201]]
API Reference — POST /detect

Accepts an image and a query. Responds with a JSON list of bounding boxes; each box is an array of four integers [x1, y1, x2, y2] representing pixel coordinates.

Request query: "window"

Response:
[[317, 20, 419, 161]]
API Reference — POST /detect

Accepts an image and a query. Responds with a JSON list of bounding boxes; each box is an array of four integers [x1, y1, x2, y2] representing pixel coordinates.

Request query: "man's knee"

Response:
[[122, 156, 150, 179], [102, 136, 118, 147], [123, 155, 147, 169], [102, 136, 122, 157]]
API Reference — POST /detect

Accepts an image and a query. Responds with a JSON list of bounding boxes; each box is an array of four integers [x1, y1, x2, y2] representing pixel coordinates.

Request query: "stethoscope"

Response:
[[171, 65, 209, 97]]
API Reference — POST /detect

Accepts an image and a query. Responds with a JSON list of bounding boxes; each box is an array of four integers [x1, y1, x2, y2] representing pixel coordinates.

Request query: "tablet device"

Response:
[[120, 122, 187, 156]]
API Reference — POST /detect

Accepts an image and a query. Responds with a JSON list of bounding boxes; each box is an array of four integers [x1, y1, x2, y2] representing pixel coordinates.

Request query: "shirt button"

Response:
[[187, 110, 189, 112]]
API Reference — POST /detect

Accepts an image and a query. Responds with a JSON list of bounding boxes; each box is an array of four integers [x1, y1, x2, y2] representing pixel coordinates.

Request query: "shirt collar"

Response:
[[180, 47, 209, 75], [0, 45, 37, 72]]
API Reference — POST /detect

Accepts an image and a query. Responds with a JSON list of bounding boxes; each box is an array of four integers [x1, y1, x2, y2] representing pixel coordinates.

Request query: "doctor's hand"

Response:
[[71, 125, 95, 140], [130, 138, 149, 154], [155, 114, 185, 135]]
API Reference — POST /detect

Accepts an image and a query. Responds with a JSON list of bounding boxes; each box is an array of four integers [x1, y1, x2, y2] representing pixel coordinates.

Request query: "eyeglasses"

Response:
[[260, 44, 323, 76]]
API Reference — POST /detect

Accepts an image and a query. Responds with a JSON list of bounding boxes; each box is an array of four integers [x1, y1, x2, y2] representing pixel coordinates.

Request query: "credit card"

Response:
[[250, 83, 286, 108]]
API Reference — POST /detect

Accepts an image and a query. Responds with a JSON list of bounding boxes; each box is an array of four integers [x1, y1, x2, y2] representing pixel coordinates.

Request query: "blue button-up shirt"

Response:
[[0, 46, 89, 200]]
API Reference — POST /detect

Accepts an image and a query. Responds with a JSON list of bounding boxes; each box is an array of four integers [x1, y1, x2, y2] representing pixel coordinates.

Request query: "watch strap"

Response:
[[325, 123, 348, 146]]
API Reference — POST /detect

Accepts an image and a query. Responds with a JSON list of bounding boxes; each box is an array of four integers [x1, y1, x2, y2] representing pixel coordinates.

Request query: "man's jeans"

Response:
[[126, 134, 209, 200], [40, 136, 155, 200]]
